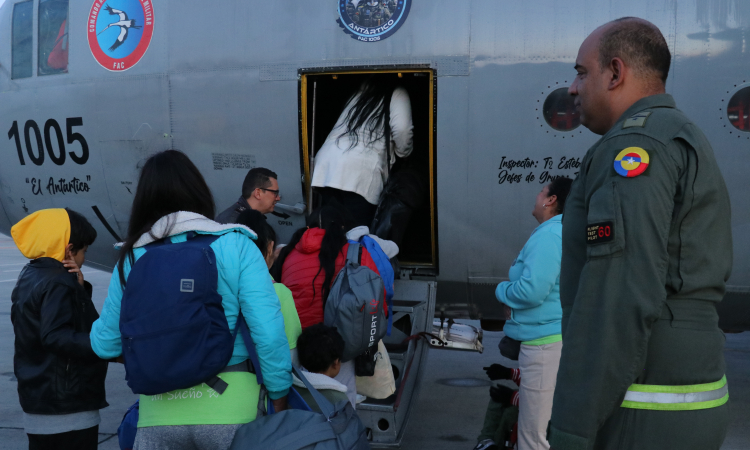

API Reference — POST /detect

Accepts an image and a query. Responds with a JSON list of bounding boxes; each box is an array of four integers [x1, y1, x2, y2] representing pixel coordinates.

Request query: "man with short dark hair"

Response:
[[216, 167, 280, 223], [549, 17, 732, 450]]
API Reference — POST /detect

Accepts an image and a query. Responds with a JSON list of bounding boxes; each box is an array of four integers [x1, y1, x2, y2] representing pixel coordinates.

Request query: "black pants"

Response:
[[28, 425, 99, 450], [317, 187, 377, 228]]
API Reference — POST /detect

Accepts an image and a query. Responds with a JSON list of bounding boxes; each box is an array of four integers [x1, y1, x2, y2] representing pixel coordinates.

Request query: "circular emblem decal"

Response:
[[614, 147, 650, 178], [338, 0, 411, 42], [88, 0, 154, 71]]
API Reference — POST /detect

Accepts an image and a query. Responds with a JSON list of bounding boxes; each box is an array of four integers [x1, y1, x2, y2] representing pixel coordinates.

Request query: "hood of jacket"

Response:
[[295, 228, 327, 254], [293, 226, 399, 259], [292, 370, 348, 393], [346, 226, 399, 259], [127, 211, 257, 249], [11, 209, 70, 261]]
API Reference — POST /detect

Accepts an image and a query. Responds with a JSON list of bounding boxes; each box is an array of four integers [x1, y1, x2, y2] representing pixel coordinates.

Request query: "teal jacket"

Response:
[[90, 215, 292, 399], [496, 215, 563, 342]]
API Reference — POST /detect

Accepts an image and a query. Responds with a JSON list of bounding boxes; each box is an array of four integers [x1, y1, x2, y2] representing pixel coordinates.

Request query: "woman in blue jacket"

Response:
[[481, 177, 573, 450], [90, 150, 291, 450]]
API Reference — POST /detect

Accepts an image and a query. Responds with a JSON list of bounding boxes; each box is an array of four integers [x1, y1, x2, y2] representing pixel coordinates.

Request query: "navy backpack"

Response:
[[119, 233, 245, 395]]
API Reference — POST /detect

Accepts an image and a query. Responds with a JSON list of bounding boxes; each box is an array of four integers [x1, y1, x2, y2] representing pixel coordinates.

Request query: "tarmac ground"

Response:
[[0, 234, 747, 449]]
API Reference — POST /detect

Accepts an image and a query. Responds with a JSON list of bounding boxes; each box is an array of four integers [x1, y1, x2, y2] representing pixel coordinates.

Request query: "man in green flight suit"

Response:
[[548, 17, 733, 450]]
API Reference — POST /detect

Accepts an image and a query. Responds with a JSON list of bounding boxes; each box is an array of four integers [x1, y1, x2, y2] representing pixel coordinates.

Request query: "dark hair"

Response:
[[65, 208, 97, 252], [599, 17, 671, 84], [548, 177, 574, 215], [241, 168, 278, 199], [236, 209, 276, 258], [297, 324, 345, 373], [337, 75, 400, 150], [117, 150, 215, 287], [271, 204, 349, 304]]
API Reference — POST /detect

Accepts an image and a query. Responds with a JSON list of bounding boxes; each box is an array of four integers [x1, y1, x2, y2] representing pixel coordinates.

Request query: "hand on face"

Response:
[[63, 244, 87, 286]]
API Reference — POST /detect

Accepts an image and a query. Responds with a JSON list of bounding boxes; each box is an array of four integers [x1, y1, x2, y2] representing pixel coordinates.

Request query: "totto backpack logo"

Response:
[[180, 279, 194, 292]]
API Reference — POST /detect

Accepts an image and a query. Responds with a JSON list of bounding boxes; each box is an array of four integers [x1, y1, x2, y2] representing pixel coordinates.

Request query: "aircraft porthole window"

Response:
[[38, 0, 69, 76], [727, 86, 750, 132], [543, 87, 580, 132], [11, 1, 34, 79]]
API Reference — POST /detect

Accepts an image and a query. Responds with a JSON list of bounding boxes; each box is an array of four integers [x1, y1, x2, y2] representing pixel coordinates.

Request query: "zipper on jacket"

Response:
[[65, 359, 70, 390]]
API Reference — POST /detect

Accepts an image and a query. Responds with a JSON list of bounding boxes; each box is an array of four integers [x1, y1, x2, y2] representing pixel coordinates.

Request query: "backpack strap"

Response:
[[346, 242, 362, 266], [205, 375, 229, 395], [292, 366, 336, 418], [359, 236, 394, 335], [236, 315, 264, 385]]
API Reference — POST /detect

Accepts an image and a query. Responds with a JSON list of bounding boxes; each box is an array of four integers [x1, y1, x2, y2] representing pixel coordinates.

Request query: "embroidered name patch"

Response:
[[587, 222, 614, 244], [614, 147, 649, 178]]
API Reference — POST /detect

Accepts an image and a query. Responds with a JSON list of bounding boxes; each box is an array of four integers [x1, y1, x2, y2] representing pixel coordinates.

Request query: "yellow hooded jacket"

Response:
[[11, 209, 71, 262]]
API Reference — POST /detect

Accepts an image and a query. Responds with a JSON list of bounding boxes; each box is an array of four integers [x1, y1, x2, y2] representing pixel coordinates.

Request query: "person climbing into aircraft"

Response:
[[90, 150, 291, 450], [312, 75, 413, 227], [271, 202, 396, 406], [475, 177, 572, 450], [216, 167, 281, 223]]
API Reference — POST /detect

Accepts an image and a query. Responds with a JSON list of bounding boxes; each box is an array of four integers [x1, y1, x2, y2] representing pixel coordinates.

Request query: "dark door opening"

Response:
[[299, 68, 436, 270]]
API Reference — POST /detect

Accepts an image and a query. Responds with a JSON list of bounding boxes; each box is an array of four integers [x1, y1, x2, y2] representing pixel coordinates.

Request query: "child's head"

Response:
[[65, 208, 97, 267], [297, 324, 345, 377], [11, 208, 96, 263]]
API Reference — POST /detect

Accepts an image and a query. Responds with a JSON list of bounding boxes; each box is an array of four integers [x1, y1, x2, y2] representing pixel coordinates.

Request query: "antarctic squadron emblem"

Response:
[[338, 0, 411, 42], [88, 0, 154, 72]]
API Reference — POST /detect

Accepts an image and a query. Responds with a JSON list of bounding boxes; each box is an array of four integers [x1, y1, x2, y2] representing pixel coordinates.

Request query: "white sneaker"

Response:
[[472, 439, 498, 450]]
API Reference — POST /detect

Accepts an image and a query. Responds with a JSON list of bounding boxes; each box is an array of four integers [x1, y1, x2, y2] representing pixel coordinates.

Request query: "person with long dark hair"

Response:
[[271, 203, 389, 406], [90, 150, 291, 450], [236, 209, 302, 365], [311, 75, 413, 226]]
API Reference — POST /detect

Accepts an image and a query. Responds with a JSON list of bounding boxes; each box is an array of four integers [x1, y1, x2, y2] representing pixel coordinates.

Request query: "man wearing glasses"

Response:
[[216, 167, 281, 223]]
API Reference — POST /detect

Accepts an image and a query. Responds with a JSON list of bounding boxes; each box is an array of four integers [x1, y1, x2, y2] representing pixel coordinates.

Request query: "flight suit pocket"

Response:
[[586, 182, 625, 258]]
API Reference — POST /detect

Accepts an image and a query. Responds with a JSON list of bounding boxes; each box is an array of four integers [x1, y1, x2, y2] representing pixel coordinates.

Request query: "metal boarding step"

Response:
[[356, 280, 437, 448]]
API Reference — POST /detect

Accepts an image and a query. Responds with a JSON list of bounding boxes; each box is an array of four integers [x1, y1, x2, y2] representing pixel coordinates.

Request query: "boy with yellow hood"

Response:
[[10, 208, 108, 450]]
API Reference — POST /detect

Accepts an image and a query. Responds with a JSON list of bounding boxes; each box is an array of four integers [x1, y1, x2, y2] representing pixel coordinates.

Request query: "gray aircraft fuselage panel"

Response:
[[0, 0, 748, 329]]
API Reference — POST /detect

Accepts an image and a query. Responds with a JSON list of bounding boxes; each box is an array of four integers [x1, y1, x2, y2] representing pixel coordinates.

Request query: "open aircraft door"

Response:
[[299, 68, 443, 446], [299, 68, 437, 271], [298, 69, 481, 446]]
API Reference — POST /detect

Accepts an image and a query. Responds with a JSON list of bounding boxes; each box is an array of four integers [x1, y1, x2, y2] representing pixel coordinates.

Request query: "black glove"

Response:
[[489, 384, 516, 407], [483, 364, 513, 381]]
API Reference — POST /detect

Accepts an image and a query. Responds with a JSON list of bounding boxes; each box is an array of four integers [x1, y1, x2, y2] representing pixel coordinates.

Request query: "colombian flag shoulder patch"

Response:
[[614, 147, 650, 178]]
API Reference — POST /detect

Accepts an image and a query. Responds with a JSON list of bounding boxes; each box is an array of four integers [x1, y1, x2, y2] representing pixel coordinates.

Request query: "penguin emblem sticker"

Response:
[[338, 0, 411, 42], [88, 0, 154, 71]]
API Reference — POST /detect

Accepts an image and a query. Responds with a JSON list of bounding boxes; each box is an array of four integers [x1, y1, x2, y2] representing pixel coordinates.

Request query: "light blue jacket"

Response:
[[496, 215, 563, 342], [90, 218, 292, 399]]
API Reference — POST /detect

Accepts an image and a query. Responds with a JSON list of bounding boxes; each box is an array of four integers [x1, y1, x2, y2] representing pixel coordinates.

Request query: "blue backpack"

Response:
[[119, 232, 245, 395], [117, 400, 139, 450]]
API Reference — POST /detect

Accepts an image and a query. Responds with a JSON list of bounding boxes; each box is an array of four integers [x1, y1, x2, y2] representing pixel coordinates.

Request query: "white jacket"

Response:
[[311, 87, 414, 205]]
